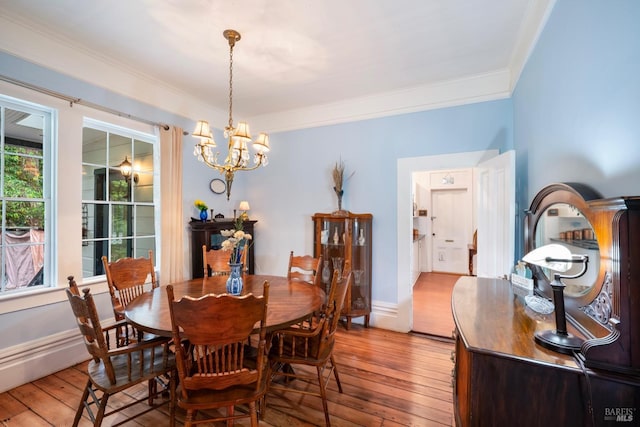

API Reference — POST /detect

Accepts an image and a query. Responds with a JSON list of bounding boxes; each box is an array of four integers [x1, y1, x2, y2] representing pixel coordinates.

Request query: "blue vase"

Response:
[[226, 263, 243, 295], [199, 209, 208, 222]]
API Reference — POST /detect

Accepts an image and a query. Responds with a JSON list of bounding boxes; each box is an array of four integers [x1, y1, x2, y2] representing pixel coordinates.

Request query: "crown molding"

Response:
[[0, 1, 554, 133], [250, 70, 512, 133]]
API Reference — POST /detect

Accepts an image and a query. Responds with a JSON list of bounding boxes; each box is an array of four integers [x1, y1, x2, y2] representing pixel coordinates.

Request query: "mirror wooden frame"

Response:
[[525, 182, 640, 375]]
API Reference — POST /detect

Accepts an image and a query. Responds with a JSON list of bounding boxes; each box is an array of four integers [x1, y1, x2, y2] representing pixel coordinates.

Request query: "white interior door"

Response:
[[431, 188, 471, 274], [476, 150, 515, 278]]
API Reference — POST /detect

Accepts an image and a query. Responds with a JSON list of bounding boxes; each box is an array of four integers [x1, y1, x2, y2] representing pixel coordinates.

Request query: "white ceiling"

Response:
[[0, 0, 554, 132]]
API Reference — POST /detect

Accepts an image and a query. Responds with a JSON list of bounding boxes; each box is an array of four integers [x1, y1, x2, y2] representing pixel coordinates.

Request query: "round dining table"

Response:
[[125, 274, 325, 337]]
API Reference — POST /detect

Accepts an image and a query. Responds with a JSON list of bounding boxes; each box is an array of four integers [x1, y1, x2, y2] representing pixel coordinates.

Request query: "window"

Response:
[[81, 119, 157, 278], [0, 95, 53, 293]]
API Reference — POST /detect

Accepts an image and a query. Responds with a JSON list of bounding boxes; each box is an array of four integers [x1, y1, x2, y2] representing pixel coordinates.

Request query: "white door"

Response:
[[431, 188, 471, 274], [476, 150, 515, 278]]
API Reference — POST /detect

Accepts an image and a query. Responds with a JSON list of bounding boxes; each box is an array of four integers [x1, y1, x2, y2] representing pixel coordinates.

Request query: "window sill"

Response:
[[0, 277, 109, 315]]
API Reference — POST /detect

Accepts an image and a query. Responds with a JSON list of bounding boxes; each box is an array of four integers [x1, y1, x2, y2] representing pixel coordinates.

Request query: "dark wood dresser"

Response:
[[189, 219, 257, 278], [452, 183, 640, 426]]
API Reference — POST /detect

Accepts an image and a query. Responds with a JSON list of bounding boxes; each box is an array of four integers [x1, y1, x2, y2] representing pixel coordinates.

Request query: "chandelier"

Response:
[[192, 29, 270, 200]]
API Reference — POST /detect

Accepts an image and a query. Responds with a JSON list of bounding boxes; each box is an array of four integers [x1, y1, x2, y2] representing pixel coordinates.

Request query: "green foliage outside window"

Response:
[[4, 147, 44, 228]]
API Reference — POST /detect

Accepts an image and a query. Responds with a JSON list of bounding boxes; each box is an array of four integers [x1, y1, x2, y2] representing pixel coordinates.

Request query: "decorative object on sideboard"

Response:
[[238, 200, 250, 221], [522, 243, 589, 354], [220, 218, 253, 295], [192, 29, 271, 201], [194, 199, 208, 222]]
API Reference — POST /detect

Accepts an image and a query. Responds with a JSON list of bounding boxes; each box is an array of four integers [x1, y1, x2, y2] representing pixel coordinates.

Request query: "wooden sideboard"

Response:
[[189, 219, 256, 278], [452, 276, 640, 426]]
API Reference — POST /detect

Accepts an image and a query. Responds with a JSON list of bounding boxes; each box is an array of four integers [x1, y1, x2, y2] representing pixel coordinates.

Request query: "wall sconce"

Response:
[[238, 200, 250, 221], [523, 244, 589, 354], [119, 156, 139, 184]]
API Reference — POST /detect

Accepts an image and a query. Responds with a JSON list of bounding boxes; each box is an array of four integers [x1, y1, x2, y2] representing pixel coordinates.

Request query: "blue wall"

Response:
[[247, 100, 513, 304], [514, 0, 640, 216]]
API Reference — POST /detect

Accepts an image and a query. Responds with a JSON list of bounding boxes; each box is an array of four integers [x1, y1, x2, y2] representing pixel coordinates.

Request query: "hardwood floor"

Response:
[[412, 272, 461, 338], [0, 326, 454, 426]]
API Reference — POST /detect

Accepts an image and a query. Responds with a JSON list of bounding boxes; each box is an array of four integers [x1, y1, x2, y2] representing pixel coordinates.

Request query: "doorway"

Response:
[[395, 150, 507, 333]]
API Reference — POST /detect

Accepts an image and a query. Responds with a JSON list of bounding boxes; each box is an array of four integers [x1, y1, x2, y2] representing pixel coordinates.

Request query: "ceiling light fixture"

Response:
[[192, 29, 270, 200]]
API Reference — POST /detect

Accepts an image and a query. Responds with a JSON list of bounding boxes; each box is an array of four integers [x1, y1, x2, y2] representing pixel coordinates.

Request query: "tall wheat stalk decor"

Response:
[[332, 159, 354, 213]]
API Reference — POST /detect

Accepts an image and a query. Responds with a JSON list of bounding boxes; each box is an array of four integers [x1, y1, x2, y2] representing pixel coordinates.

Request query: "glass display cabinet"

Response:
[[312, 212, 372, 329]]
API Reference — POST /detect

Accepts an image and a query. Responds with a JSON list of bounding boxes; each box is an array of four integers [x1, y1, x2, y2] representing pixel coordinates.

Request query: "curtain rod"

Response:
[[1, 74, 172, 131]]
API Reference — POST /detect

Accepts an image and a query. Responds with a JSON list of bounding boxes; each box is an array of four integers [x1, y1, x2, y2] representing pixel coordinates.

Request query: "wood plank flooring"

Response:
[[412, 272, 460, 338], [0, 325, 454, 426]]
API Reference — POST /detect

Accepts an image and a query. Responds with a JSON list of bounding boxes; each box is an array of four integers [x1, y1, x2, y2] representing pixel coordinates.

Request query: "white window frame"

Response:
[[81, 118, 159, 279], [0, 94, 56, 295]]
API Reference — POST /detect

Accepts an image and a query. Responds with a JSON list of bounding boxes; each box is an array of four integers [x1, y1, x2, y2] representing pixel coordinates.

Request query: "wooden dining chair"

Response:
[[268, 265, 352, 427], [167, 281, 270, 427], [66, 276, 176, 427], [202, 244, 248, 276], [102, 250, 158, 345], [287, 251, 323, 288]]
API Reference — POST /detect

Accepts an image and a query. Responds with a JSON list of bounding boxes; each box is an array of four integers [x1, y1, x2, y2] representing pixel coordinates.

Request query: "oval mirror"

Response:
[[533, 202, 599, 297]]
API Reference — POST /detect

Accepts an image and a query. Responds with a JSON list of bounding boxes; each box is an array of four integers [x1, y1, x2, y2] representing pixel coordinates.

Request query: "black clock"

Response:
[[210, 178, 226, 195]]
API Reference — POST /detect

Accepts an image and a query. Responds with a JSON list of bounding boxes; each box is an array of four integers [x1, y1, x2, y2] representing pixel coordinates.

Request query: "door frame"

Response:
[[394, 150, 498, 332]]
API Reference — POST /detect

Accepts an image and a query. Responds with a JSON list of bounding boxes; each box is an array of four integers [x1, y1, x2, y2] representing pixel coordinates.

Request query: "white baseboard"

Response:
[[0, 328, 87, 393], [370, 300, 408, 332]]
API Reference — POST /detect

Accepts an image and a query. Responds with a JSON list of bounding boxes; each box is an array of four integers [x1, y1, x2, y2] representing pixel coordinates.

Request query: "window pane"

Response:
[[83, 164, 106, 201], [110, 133, 132, 167], [82, 128, 107, 165], [110, 238, 132, 262], [6, 201, 45, 228], [81, 240, 108, 276], [3, 154, 43, 198], [109, 173, 130, 202], [83, 203, 109, 239], [134, 139, 153, 172], [4, 233, 44, 289], [135, 237, 155, 260], [135, 206, 155, 236], [133, 171, 153, 202], [112, 204, 133, 238]]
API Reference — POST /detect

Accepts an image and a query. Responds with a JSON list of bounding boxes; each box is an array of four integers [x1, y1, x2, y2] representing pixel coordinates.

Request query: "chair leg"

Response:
[[94, 391, 110, 427], [73, 380, 91, 427], [330, 354, 343, 393], [184, 409, 194, 427], [249, 401, 259, 427], [317, 366, 331, 427], [169, 370, 177, 427], [227, 405, 234, 427], [148, 379, 155, 405]]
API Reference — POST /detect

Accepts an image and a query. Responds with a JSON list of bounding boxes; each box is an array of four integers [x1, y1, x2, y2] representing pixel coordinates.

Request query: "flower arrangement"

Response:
[[194, 199, 208, 211], [332, 158, 354, 212], [220, 218, 252, 264]]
